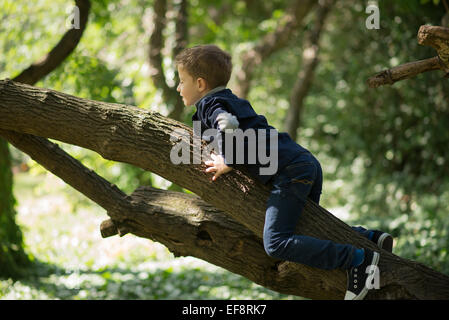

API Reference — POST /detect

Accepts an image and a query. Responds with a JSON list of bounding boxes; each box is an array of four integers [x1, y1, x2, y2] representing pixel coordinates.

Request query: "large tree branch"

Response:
[[0, 130, 128, 216], [0, 128, 311, 296], [0, 123, 343, 299], [368, 25, 449, 88], [1, 79, 449, 299], [3, 0, 95, 224], [233, 0, 316, 98], [3, 0, 103, 218]]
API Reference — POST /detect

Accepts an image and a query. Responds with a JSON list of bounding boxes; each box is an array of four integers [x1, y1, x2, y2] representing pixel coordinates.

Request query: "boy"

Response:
[[175, 44, 393, 300]]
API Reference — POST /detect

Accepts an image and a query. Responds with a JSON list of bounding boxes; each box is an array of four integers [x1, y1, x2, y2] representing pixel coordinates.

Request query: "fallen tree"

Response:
[[1, 79, 449, 299]]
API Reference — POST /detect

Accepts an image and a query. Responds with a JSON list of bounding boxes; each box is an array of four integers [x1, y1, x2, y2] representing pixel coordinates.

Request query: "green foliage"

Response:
[[421, 0, 441, 5], [0, 172, 300, 300], [1, 0, 449, 298]]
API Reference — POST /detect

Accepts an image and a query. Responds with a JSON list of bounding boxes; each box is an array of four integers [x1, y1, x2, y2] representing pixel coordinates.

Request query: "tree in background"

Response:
[[0, 140, 29, 277], [0, 0, 91, 278]]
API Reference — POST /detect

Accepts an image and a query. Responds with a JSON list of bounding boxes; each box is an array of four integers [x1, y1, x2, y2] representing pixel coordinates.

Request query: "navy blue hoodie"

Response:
[[193, 88, 309, 184]]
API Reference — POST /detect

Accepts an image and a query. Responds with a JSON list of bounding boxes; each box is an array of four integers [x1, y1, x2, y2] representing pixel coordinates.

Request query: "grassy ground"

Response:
[[0, 171, 301, 300]]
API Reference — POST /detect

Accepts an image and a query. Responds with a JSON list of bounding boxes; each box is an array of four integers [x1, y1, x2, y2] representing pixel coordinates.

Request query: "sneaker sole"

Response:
[[344, 251, 380, 300], [377, 233, 393, 253]]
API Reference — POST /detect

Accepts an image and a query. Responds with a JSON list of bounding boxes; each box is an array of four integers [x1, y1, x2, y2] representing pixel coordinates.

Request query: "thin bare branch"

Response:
[[367, 56, 445, 88], [367, 25, 449, 88]]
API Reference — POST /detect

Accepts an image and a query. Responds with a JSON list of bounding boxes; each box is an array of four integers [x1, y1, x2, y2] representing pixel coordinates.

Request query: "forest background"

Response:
[[0, 0, 448, 299]]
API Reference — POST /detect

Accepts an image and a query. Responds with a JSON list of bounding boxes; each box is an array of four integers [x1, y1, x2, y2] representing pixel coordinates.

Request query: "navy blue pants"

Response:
[[263, 152, 370, 270]]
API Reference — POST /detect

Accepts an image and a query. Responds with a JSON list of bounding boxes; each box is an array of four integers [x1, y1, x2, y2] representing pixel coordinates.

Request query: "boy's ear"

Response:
[[197, 77, 208, 92]]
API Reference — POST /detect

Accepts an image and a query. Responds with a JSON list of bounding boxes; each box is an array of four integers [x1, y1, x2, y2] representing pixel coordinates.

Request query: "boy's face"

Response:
[[177, 65, 207, 106]]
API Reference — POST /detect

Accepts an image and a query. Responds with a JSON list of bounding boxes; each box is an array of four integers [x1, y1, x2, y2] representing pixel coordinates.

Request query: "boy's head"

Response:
[[175, 45, 232, 106]]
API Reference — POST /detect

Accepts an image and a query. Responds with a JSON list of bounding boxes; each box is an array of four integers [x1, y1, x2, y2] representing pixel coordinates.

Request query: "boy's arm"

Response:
[[204, 101, 239, 167], [204, 101, 239, 131]]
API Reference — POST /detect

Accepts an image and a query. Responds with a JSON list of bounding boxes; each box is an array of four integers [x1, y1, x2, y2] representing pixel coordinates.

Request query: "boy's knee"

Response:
[[263, 233, 284, 259], [263, 241, 277, 259]]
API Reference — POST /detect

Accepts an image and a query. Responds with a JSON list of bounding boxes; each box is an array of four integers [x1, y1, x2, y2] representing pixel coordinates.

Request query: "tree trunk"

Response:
[[0, 139, 29, 277], [233, 0, 316, 98], [0, 79, 448, 299], [284, 0, 332, 140], [0, 0, 91, 278], [148, 0, 187, 121]]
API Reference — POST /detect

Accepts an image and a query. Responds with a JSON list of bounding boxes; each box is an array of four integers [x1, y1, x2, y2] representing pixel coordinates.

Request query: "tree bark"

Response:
[[1, 79, 449, 299], [418, 25, 449, 72], [233, 0, 316, 98]]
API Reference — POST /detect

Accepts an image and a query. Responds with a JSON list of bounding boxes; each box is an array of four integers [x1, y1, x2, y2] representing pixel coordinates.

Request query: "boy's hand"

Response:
[[204, 153, 233, 181]]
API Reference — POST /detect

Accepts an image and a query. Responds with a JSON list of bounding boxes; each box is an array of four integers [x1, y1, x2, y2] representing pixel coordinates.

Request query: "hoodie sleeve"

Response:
[[203, 100, 238, 130], [203, 100, 240, 166]]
